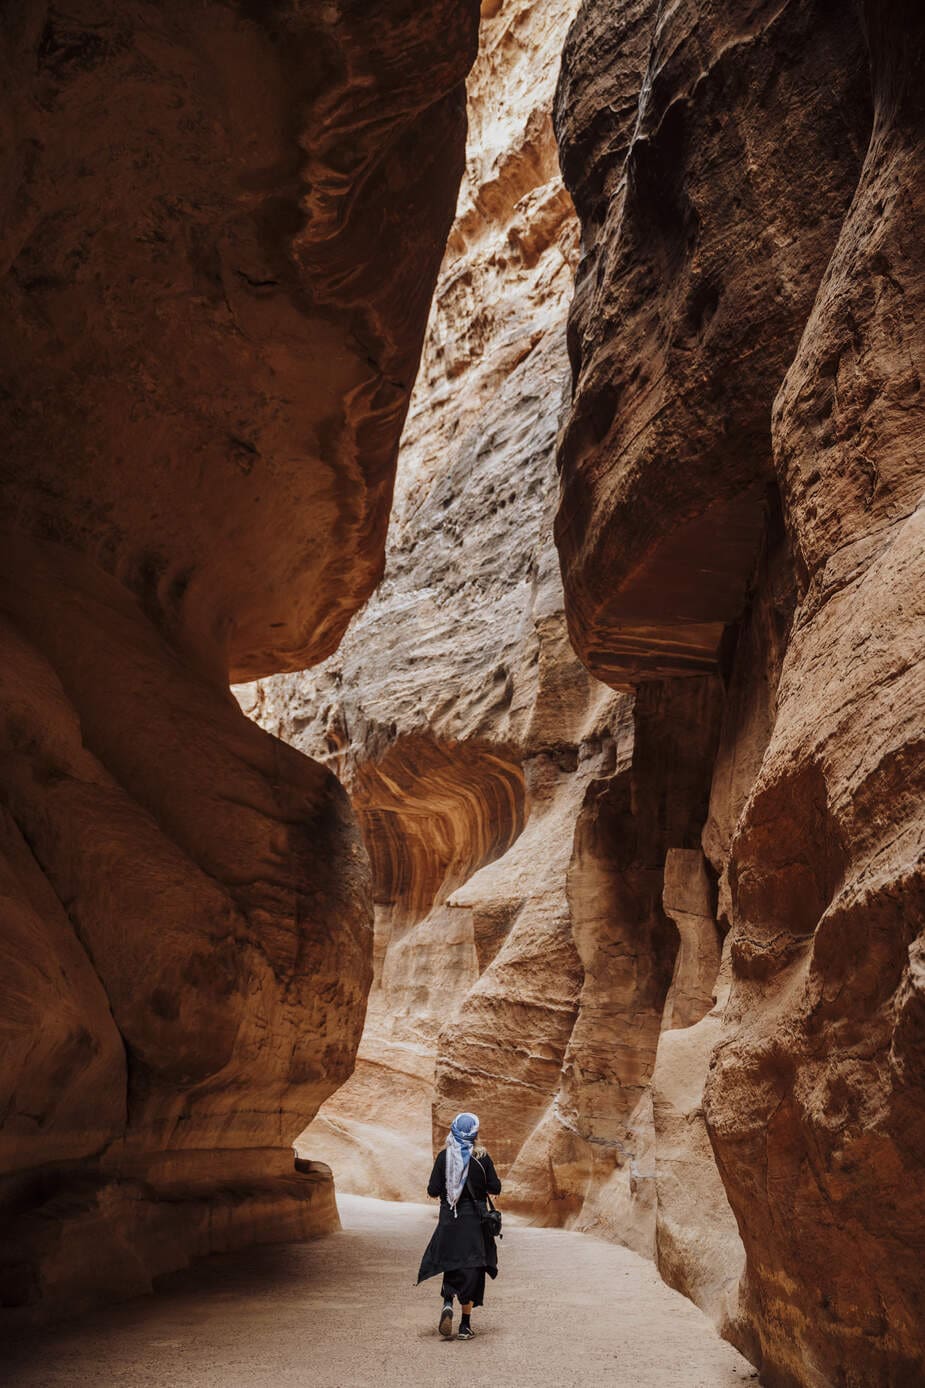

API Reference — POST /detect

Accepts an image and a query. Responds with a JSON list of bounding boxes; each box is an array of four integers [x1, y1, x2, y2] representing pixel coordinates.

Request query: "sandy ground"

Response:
[[6, 1195, 758, 1387]]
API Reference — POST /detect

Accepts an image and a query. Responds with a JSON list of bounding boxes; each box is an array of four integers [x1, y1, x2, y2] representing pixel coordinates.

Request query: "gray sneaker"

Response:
[[439, 1303, 453, 1338]]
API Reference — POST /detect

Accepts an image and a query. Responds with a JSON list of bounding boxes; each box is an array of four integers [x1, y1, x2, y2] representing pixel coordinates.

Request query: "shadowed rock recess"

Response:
[[0, 0, 479, 1323]]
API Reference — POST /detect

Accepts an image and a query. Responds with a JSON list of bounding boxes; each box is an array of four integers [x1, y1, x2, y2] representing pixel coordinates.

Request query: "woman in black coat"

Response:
[[417, 1111, 501, 1341]]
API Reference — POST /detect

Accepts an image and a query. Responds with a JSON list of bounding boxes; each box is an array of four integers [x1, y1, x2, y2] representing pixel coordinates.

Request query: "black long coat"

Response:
[[417, 1148, 502, 1284]]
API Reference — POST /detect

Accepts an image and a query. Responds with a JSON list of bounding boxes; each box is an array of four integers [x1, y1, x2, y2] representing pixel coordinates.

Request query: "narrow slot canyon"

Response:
[[1, 3, 923, 1388]]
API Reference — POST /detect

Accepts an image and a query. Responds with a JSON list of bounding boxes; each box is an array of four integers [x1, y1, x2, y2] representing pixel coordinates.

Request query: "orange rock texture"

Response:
[[244, 0, 738, 1278], [0, 0, 479, 1323], [555, 2, 925, 1385]]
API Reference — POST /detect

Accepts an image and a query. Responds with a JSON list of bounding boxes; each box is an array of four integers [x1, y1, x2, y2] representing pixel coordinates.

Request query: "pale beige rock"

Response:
[[433, 737, 607, 1175], [505, 680, 725, 1250], [245, 0, 656, 1229], [661, 850, 721, 1034], [652, 873, 745, 1335], [705, 10, 925, 1382], [299, 903, 481, 1204], [652, 1003, 745, 1334]]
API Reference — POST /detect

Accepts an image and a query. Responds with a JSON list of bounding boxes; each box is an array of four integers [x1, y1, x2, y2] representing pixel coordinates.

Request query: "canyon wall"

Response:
[[555, 1, 924, 1385], [239, 0, 593, 1198], [242, 0, 669, 1241], [0, 0, 479, 1323], [7, 2, 920, 1379], [244, 0, 740, 1281], [235, 3, 922, 1384]]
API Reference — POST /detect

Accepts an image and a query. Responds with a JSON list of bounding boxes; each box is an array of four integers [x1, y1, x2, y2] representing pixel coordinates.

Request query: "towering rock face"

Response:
[[246, 1, 731, 1270], [555, 2, 924, 1384], [0, 0, 479, 1323]]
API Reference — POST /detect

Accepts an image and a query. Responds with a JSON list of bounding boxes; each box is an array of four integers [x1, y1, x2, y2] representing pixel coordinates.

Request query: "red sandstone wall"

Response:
[[554, 3, 925, 1383], [0, 0, 479, 1324]]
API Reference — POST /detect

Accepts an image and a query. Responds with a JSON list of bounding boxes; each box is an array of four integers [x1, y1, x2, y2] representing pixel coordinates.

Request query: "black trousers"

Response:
[[440, 1267, 487, 1307]]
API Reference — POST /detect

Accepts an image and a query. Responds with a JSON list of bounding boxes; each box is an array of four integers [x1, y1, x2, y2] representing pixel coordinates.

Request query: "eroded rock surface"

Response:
[[247, 0, 751, 1290], [0, 0, 479, 1322], [241, 0, 676, 1230], [555, 2, 924, 1384]]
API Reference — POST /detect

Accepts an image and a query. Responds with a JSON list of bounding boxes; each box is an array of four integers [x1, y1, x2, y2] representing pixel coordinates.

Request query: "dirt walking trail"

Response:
[[7, 1196, 757, 1387]]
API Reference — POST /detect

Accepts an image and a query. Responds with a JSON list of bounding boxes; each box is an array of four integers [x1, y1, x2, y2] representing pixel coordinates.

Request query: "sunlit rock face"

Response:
[[242, 0, 675, 1225], [555, 1, 924, 1384], [0, 0, 479, 1323], [249, 0, 741, 1275]]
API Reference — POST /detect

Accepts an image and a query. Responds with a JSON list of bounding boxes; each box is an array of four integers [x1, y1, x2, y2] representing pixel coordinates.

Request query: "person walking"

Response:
[[417, 1111, 502, 1340]]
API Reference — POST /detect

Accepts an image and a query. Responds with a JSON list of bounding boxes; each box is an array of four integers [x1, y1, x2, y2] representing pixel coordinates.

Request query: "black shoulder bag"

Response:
[[466, 1157, 502, 1240]]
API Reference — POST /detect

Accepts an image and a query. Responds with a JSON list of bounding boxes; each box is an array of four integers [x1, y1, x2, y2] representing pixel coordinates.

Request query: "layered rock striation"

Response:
[[0, 0, 479, 1323], [555, 2, 925, 1384]]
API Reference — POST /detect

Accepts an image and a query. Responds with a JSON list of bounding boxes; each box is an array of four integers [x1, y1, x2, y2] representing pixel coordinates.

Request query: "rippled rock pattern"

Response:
[[241, 0, 661, 1226], [246, 0, 729, 1266], [555, 1, 925, 1384], [0, 0, 479, 1323]]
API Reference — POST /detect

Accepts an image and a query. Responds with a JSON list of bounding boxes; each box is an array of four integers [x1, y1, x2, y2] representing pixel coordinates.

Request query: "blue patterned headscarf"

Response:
[[445, 1111, 479, 1214]]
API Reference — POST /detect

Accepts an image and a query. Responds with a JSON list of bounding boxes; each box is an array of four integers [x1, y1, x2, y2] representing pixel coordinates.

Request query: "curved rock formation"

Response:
[[0, 0, 479, 1323], [242, 0, 665, 1223], [504, 680, 728, 1253], [555, 1, 924, 1383]]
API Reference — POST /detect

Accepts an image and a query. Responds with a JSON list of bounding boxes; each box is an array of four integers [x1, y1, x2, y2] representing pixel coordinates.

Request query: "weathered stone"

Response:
[[661, 850, 721, 1033], [0, 0, 479, 1323], [555, 1, 925, 1383], [511, 679, 724, 1250], [555, 0, 871, 687], [652, 867, 745, 1335], [243, 0, 653, 1226]]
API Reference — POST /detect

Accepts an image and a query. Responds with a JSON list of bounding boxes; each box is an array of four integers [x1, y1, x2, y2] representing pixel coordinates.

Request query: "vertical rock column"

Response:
[[651, 851, 744, 1330]]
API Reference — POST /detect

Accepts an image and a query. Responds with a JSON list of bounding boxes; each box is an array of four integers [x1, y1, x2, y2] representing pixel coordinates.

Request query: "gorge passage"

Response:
[[1, 4, 923, 1388]]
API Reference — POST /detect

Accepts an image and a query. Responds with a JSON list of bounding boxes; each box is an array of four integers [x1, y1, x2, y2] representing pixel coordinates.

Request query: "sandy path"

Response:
[[7, 1195, 757, 1387]]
